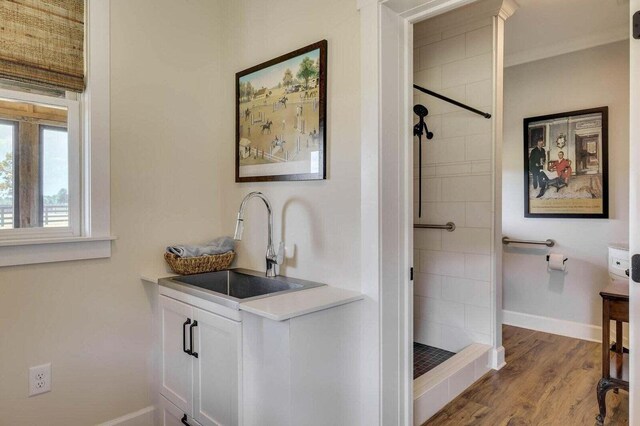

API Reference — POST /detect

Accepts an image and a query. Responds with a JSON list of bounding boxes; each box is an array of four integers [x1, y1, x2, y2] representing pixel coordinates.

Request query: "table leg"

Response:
[[596, 378, 616, 425], [602, 301, 610, 378], [615, 321, 623, 353]]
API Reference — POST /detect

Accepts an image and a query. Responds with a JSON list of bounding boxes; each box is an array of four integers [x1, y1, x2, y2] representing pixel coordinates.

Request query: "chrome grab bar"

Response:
[[414, 222, 456, 232], [502, 236, 555, 247]]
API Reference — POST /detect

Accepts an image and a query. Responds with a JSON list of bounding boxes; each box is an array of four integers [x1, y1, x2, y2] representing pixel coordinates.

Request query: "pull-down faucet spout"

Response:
[[234, 191, 284, 277]]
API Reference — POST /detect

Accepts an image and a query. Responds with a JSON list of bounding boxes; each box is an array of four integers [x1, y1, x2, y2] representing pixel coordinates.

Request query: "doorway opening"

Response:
[[407, 0, 630, 424], [410, 2, 506, 423]]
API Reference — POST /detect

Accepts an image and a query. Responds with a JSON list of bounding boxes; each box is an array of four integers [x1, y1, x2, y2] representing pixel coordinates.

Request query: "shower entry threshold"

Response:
[[413, 343, 492, 425]]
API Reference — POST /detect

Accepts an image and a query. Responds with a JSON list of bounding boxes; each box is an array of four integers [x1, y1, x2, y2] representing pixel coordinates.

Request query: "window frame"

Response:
[[0, 0, 113, 267], [0, 118, 18, 229]]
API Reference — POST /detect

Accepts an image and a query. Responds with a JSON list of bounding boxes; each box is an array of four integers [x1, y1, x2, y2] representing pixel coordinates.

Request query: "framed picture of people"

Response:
[[523, 107, 608, 218], [236, 40, 327, 182]]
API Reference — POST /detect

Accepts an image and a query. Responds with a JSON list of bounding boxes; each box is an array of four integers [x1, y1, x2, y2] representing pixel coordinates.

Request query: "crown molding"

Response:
[[505, 25, 629, 68]]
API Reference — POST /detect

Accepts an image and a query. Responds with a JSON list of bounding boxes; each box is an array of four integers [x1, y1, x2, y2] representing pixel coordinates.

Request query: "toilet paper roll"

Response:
[[548, 253, 566, 271]]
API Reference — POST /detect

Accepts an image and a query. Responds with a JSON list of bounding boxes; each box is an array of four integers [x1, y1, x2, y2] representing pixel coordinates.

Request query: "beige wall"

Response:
[[219, 0, 361, 290], [0, 0, 361, 423], [502, 41, 629, 326], [0, 0, 227, 423]]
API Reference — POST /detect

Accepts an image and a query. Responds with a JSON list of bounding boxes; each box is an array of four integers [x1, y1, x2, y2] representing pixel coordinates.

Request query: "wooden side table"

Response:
[[596, 279, 629, 425]]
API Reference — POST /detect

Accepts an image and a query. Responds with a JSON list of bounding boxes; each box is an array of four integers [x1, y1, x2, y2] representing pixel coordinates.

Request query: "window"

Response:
[[0, 92, 80, 241], [41, 126, 70, 228], [0, 0, 112, 267]]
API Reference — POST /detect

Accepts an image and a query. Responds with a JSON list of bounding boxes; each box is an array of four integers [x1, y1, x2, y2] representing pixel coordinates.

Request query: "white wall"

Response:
[[0, 0, 362, 423], [412, 15, 496, 353], [219, 0, 361, 291], [502, 41, 629, 326], [0, 0, 228, 423]]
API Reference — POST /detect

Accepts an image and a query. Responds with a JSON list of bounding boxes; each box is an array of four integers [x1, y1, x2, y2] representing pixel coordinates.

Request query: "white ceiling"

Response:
[[505, 0, 629, 66]]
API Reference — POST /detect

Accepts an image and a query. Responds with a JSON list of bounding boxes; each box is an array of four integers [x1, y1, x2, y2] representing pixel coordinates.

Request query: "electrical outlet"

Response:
[[29, 363, 51, 397]]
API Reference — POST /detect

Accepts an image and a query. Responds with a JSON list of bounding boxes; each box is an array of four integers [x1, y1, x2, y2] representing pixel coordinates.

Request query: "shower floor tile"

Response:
[[413, 342, 456, 379]]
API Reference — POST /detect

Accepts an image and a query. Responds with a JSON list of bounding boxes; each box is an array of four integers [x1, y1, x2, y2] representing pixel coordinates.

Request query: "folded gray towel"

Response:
[[167, 236, 235, 258]]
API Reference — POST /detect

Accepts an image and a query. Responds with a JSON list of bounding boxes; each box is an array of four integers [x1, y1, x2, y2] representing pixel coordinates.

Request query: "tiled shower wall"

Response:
[[413, 17, 495, 353]]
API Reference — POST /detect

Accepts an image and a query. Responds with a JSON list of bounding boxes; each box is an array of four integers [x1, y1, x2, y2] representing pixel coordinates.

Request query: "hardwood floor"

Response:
[[423, 326, 628, 426]]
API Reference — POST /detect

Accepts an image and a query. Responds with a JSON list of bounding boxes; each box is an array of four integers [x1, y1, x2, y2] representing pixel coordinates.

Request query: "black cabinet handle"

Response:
[[183, 318, 192, 355], [181, 414, 191, 426], [633, 254, 640, 283], [189, 320, 199, 358]]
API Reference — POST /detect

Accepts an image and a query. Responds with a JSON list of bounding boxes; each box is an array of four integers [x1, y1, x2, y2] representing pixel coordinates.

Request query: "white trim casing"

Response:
[[490, 1, 517, 374], [83, 0, 111, 240], [0, 237, 114, 267], [358, 1, 416, 424], [358, 2, 382, 425], [490, 345, 506, 370], [628, 1, 640, 421], [0, 0, 112, 267]]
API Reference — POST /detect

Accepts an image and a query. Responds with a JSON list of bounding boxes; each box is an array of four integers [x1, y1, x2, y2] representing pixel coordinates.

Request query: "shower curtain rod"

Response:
[[413, 84, 492, 119]]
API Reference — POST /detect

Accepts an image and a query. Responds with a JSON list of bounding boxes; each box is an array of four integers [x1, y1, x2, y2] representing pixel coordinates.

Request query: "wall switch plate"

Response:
[[634, 11, 640, 39], [29, 363, 51, 396]]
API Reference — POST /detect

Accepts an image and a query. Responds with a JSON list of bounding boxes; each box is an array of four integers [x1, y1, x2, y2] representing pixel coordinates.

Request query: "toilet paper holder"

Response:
[[546, 255, 568, 263]]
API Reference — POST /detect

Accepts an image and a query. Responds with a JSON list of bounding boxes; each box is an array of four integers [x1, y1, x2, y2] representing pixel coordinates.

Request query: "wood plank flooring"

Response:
[[423, 325, 628, 426]]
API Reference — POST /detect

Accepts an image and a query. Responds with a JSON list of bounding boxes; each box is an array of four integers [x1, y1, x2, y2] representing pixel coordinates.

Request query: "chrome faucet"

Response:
[[233, 191, 284, 277]]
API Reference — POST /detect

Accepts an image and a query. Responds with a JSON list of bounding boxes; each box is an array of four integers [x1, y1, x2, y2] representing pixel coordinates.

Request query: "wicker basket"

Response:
[[164, 251, 235, 275]]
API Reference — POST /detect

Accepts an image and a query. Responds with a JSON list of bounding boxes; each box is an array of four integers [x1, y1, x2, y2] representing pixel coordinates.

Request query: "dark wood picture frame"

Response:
[[235, 40, 327, 182], [523, 107, 609, 219]]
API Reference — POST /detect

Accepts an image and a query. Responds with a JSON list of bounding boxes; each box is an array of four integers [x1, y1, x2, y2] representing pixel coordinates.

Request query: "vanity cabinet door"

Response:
[[159, 395, 202, 426], [192, 307, 241, 426], [160, 295, 194, 415]]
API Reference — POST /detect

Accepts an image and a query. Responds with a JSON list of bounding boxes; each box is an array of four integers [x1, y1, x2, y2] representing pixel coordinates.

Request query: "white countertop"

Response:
[[141, 273, 363, 321], [239, 285, 363, 321], [608, 242, 629, 251]]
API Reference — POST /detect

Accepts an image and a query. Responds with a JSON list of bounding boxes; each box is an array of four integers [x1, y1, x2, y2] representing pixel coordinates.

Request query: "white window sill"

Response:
[[0, 236, 116, 267]]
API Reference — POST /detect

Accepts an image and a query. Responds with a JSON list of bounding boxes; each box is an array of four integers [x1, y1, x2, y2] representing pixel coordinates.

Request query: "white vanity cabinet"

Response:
[[153, 275, 364, 426], [160, 294, 241, 426]]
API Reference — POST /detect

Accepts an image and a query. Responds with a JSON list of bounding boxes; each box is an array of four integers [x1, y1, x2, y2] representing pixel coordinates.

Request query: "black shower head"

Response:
[[413, 104, 429, 118]]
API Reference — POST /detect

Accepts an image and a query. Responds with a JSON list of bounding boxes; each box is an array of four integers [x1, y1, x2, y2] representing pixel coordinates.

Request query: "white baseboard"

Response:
[[503, 309, 601, 342], [97, 406, 155, 426], [489, 345, 505, 370], [502, 310, 632, 349]]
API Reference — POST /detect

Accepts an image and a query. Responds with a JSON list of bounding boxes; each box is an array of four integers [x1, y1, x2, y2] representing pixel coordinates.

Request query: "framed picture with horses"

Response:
[[523, 107, 608, 218], [236, 40, 327, 182]]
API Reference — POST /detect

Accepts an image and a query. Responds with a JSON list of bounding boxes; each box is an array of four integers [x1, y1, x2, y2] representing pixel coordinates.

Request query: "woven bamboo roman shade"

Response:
[[0, 0, 85, 92]]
